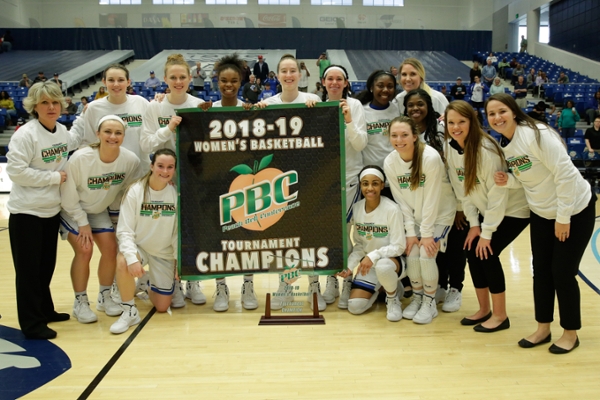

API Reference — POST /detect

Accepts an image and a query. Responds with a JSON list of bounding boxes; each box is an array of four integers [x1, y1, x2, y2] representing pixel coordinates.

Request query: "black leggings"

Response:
[[437, 224, 467, 291], [9, 213, 60, 335], [529, 192, 596, 330], [467, 216, 530, 294]]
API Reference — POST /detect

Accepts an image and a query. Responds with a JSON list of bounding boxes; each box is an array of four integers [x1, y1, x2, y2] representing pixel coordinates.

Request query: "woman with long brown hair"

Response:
[[444, 100, 529, 333]]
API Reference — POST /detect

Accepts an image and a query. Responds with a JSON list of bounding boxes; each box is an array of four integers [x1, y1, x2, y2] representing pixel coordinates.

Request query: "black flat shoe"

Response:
[[549, 337, 580, 354], [518, 333, 552, 348], [403, 290, 413, 299], [460, 311, 492, 326], [473, 317, 510, 333], [47, 312, 70, 322], [24, 326, 57, 340]]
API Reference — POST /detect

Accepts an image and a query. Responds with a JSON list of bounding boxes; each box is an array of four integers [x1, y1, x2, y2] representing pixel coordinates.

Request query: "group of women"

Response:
[[7, 53, 594, 354]]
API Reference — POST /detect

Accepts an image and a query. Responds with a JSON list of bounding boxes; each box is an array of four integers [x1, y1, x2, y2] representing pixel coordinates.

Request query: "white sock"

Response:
[[216, 278, 226, 286], [375, 258, 398, 294], [420, 256, 439, 293], [308, 275, 319, 284], [99, 284, 111, 294], [243, 275, 253, 282], [406, 256, 422, 289]]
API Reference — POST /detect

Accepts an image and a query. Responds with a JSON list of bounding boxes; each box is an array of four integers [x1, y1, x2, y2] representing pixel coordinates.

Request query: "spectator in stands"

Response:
[[241, 60, 251, 87], [144, 71, 161, 90], [192, 61, 206, 92], [1, 30, 13, 52], [186, 87, 198, 97], [390, 66, 401, 92], [94, 86, 108, 100], [395, 58, 449, 116], [0, 90, 17, 127], [62, 97, 77, 115], [470, 61, 482, 84], [450, 77, 467, 100], [557, 71, 569, 84], [533, 71, 547, 97], [33, 71, 47, 84], [299, 61, 311, 93], [469, 75, 488, 126], [50, 73, 63, 90], [126, 86, 136, 95], [265, 71, 280, 93], [313, 82, 324, 98], [558, 100, 580, 138], [316, 52, 331, 79], [526, 68, 536, 90], [253, 55, 269, 83], [511, 63, 524, 86], [513, 75, 528, 108], [242, 74, 260, 104], [489, 77, 505, 95], [585, 116, 600, 154], [527, 102, 548, 123], [481, 59, 496, 87], [440, 86, 452, 102], [497, 58, 510, 79], [211, 62, 219, 91], [76, 96, 88, 115], [520, 35, 527, 53], [585, 90, 600, 124], [19, 74, 32, 88], [509, 57, 518, 69], [259, 82, 276, 101], [486, 52, 498, 64]]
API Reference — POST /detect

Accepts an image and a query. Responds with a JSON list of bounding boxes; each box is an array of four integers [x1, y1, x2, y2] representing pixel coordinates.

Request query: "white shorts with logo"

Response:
[[59, 209, 114, 240], [414, 224, 451, 253], [137, 247, 176, 296]]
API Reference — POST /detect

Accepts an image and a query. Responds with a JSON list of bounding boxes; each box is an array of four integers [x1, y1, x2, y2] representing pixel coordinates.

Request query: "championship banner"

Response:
[[177, 103, 346, 280]]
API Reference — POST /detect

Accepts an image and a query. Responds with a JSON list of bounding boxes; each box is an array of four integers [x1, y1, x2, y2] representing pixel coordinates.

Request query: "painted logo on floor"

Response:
[[0, 325, 71, 400]]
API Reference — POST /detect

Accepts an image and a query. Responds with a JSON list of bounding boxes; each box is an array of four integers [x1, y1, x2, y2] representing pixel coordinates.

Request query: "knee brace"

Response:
[[348, 297, 372, 315], [375, 258, 398, 293]]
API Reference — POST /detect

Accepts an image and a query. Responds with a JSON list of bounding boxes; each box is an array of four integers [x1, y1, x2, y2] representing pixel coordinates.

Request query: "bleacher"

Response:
[[0, 50, 134, 95]]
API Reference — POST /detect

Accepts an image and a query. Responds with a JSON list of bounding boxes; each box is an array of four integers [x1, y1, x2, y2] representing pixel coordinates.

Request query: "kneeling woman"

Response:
[[110, 149, 178, 334], [60, 115, 141, 324], [383, 116, 456, 325], [338, 166, 406, 321]]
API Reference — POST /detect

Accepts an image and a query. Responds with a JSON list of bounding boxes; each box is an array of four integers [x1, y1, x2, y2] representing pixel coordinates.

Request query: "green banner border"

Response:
[[176, 101, 346, 280]]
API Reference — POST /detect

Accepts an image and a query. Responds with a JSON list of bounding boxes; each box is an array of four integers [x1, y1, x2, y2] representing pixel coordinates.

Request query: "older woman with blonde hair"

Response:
[[6, 81, 82, 339], [395, 58, 449, 116]]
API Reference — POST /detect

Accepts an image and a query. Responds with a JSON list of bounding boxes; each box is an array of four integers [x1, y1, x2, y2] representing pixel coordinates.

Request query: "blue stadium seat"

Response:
[[567, 138, 585, 160]]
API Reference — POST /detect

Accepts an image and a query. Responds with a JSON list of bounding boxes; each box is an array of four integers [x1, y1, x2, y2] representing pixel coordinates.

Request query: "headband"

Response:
[[359, 168, 385, 182], [324, 66, 347, 79], [97, 115, 127, 131]]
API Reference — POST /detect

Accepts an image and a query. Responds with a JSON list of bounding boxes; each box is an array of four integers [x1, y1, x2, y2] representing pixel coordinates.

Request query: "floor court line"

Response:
[[77, 307, 157, 400]]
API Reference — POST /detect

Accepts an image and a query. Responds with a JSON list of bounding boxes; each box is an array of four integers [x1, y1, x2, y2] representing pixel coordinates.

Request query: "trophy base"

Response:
[[259, 293, 325, 326]]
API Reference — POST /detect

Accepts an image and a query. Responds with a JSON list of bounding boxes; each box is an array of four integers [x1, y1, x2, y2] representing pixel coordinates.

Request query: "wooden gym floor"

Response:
[[0, 195, 599, 400]]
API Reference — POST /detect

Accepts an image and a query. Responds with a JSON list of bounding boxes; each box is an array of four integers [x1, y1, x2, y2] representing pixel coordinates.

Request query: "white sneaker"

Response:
[[135, 271, 150, 300], [213, 283, 229, 312], [185, 281, 207, 305], [96, 290, 123, 316], [111, 281, 122, 304], [337, 279, 352, 309], [241, 281, 258, 310], [322, 276, 339, 304], [308, 281, 327, 312], [171, 281, 185, 308], [435, 286, 447, 304], [402, 293, 423, 320], [110, 304, 140, 334], [413, 294, 438, 324], [386, 295, 403, 322], [270, 281, 293, 310], [442, 288, 462, 313], [73, 295, 98, 324]]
